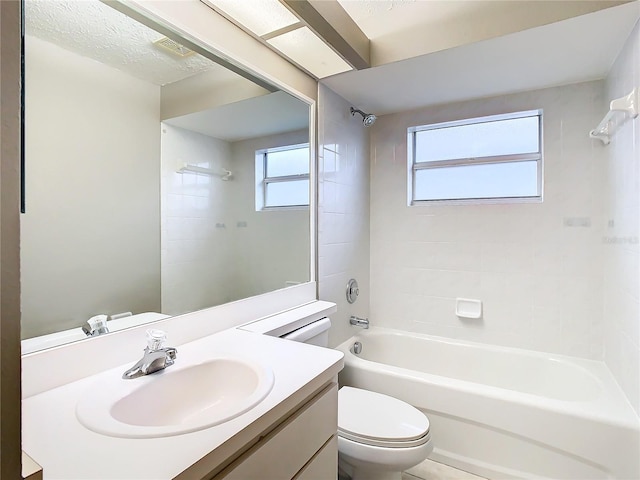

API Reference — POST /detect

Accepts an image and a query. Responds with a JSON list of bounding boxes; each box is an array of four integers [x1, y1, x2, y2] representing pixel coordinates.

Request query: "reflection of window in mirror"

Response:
[[255, 144, 310, 210]]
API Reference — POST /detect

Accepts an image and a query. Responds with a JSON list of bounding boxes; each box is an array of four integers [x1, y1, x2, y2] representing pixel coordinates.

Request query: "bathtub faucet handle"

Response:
[[349, 315, 369, 329]]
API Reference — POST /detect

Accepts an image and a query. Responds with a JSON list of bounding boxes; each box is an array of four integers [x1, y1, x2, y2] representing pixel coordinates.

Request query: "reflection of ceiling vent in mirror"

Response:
[[153, 37, 195, 58]]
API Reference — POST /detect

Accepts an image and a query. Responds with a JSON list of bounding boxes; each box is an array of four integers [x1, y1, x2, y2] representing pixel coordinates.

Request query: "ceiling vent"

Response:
[[153, 37, 195, 58]]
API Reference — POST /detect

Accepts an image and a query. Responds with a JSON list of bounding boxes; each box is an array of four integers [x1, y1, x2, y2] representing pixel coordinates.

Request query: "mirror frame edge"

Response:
[[3, 0, 24, 477]]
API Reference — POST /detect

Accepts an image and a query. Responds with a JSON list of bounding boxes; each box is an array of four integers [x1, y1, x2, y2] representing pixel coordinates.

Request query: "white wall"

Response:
[[161, 126, 310, 314], [230, 130, 310, 299], [602, 20, 640, 415], [369, 81, 607, 359], [21, 36, 161, 338], [318, 85, 371, 347]]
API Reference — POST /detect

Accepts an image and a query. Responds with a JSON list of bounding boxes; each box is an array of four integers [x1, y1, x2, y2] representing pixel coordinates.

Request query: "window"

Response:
[[256, 144, 310, 210], [407, 110, 543, 205]]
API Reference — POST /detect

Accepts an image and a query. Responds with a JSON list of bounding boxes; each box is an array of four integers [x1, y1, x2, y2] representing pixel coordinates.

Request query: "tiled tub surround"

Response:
[[337, 327, 640, 479], [369, 80, 607, 359], [602, 20, 640, 416], [318, 84, 371, 348]]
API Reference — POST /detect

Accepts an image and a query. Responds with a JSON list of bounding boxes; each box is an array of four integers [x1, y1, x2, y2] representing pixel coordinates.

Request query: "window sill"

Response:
[[259, 205, 310, 212], [410, 196, 543, 207]]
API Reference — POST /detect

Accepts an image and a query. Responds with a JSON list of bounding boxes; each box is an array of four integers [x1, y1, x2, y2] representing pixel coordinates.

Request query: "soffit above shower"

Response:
[[323, 2, 640, 116], [24, 0, 239, 87], [163, 91, 310, 142]]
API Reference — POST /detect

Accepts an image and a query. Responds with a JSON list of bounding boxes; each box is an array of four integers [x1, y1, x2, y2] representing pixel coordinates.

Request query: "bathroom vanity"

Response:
[[215, 384, 338, 480], [22, 325, 342, 479]]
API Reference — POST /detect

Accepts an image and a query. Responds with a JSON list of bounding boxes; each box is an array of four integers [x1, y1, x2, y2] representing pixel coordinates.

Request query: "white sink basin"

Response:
[[76, 356, 274, 438]]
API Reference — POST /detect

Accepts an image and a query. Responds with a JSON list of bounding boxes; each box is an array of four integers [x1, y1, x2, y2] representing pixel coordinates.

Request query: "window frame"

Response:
[[255, 142, 310, 211], [407, 109, 544, 206]]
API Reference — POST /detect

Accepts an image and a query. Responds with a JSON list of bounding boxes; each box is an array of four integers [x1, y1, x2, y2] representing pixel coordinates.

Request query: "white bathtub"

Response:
[[336, 327, 640, 480]]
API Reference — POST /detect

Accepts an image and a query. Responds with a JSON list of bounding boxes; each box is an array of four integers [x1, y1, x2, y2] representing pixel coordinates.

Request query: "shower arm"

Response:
[[350, 106, 377, 126]]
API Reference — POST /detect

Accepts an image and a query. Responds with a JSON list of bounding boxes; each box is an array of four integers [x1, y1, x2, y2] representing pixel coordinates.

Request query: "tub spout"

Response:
[[349, 315, 369, 329]]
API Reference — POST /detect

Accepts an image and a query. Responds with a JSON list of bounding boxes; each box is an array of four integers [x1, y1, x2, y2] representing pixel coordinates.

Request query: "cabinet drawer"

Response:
[[294, 435, 337, 480], [216, 383, 337, 480]]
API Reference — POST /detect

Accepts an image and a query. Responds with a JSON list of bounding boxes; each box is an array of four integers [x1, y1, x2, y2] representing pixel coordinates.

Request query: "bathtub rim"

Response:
[[335, 326, 640, 430]]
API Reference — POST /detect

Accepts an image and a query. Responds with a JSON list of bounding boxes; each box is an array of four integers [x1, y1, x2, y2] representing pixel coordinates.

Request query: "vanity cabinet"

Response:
[[214, 383, 338, 480]]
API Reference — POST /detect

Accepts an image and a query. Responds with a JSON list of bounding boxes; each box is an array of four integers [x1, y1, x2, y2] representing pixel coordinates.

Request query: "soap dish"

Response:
[[455, 298, 482, 319]]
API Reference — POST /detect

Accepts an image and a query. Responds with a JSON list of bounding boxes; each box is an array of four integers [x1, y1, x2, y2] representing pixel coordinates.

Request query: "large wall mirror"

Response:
[[21, 0, 312, 353]]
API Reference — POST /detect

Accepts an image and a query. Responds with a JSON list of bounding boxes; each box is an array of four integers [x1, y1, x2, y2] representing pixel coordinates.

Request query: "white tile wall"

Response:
[[318, 85, 371, 347], [369, 81, 607, 359], [161, 124, 311, 316], [161, 124, 237, 314], [602, 20, 640, 415]]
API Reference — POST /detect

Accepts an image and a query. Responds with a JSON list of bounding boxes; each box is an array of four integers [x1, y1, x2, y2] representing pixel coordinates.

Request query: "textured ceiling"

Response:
[[338, 0, 631, 41], [25, 0, 226, 86], [338, 0, 633, 66], [338, 0, 488, 40]]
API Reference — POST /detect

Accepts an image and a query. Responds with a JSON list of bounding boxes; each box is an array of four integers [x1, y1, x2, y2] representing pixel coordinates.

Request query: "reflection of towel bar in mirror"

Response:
[[589, 87, 638, 145], [177, 163, 233, 181]]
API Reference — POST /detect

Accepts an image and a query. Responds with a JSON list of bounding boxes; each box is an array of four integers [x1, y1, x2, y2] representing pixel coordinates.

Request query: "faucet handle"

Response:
[[82, 314, 110, 337], [146, 329, 167, 351]]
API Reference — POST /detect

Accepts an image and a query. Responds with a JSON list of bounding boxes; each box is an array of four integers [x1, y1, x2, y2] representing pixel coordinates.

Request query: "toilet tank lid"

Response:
[[281, 317, 331, 342], [238, 301, 336, 337], [338, 387, 430, 442]]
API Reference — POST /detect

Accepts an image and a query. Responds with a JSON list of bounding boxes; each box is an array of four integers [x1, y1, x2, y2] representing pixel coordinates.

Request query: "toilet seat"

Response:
[[339, 428, 431, 448], [338, 387, 431, 448]]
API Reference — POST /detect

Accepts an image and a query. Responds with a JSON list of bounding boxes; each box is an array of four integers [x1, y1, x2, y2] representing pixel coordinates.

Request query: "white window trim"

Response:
[[407, 109, 544, 206], [255, 143, 310, 211]]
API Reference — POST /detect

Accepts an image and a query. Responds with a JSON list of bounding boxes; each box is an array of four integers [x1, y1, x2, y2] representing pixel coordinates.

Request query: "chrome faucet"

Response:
[[349, 315, 369, 329], [122, 330, 177, 379], [82, 314, 110, 337]]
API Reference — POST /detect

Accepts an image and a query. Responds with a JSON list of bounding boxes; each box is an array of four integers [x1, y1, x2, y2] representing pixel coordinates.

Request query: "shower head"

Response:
[[350, 107, 377, 127]]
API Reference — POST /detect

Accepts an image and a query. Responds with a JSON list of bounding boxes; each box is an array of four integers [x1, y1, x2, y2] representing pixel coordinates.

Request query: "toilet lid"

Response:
[[338, 387, 430, 443]]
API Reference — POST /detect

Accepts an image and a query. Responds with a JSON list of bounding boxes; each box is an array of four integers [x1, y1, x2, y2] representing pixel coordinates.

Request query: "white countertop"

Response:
[[22, 328, 343, 479]]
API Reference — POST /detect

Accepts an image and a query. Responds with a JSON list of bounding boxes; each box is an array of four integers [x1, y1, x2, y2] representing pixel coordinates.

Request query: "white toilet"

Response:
[[280, 317, 433, 480]]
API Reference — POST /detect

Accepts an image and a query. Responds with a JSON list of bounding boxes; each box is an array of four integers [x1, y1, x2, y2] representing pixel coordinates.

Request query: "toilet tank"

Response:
[[238, 301, 336, 345], [281, 317, 331, 347]]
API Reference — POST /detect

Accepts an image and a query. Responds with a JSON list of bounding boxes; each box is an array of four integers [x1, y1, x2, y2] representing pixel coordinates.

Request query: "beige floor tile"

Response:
[[405, 459, 486, 480], [402, 473, 422, 480]]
